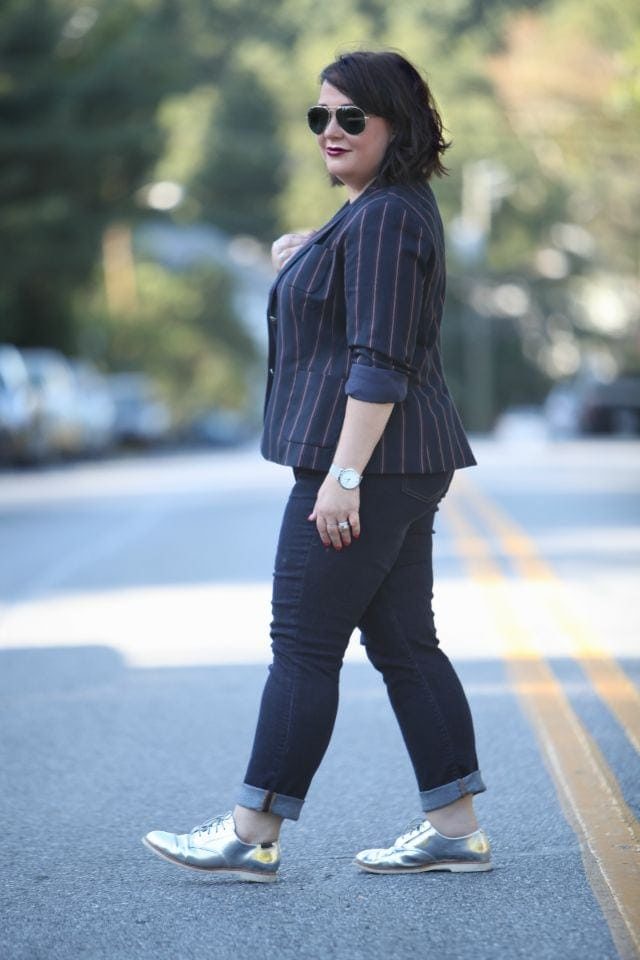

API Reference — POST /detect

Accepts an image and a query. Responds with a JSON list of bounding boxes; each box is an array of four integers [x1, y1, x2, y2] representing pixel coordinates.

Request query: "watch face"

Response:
[[339, 468, 360, 489]]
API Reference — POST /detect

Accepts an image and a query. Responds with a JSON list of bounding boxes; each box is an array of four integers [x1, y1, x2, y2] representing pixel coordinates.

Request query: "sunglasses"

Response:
[[307, 105, 370, 136]]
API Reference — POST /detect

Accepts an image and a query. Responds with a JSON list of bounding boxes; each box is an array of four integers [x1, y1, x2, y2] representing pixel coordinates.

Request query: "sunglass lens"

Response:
[[307, 107, 329, 135], [307, 105, 367, 135], [338, 107, 366, 134]]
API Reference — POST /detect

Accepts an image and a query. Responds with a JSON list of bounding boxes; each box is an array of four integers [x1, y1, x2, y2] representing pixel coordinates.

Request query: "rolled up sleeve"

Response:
[[344, 197, 430, 368], [345, 347, 410, 402], [345, 362, 408, 403]]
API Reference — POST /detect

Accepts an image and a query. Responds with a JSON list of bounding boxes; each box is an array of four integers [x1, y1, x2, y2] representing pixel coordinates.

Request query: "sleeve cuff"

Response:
[[345, 364, 408, 403]]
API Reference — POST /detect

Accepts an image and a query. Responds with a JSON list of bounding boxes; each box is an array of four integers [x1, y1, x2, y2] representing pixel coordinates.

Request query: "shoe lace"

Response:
[[397, 816, 428, 843], [189, 813, 230, 839]]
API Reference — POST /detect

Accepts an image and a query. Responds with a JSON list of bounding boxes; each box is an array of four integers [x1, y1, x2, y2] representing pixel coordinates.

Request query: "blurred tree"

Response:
[[486, 0, 640, 380], [0, 0, 189, 349], [192, 64, 285, 240], [79, 258, 260, 421], [2, 0, 637, 426], [488, 1, 640, 274]]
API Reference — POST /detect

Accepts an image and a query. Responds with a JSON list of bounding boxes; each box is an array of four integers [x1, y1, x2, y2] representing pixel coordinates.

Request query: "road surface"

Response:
[[1, 438, 638, 959]]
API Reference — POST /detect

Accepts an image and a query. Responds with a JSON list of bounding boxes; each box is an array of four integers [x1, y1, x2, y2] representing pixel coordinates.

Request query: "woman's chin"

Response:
[[324, 161, 354, 186]]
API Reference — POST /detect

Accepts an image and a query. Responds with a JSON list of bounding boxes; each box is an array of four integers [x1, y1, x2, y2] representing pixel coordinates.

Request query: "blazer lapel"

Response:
[[266, 185, 382, 314], [268, 201, 352, 307]]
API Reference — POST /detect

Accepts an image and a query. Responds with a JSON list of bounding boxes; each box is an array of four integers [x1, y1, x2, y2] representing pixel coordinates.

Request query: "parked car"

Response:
[[545, 375, 640, 437], [67, 358, 116, 455], [578, 376, 640, 435], [107, 372, 171, 446], [20, 348, 85, 459], [182, 408, 256, 448], [0, 344, 37, 463]]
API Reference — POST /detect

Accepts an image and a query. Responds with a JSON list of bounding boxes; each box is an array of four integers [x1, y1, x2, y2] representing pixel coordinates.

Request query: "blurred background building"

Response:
[[1, 0, 638, 464]]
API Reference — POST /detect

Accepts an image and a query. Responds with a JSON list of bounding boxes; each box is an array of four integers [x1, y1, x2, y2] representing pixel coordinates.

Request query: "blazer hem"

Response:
[[261, 440, 476, 475]]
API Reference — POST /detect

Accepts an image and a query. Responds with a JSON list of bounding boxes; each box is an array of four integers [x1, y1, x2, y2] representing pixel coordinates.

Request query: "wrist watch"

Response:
[[328, 463, 362, 489]]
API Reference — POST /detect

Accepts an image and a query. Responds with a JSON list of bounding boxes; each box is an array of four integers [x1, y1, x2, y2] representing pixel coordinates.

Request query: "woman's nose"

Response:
[[324, 113, 344, 137]]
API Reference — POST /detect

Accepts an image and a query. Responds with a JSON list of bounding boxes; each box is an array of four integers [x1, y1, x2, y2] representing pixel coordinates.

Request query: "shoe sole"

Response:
[[353, 858, 492, 874], [141, 837, 278, 883]]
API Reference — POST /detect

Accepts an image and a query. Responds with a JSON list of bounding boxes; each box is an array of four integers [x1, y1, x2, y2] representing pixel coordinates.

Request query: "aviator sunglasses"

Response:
[[307, 104, 370, 136]]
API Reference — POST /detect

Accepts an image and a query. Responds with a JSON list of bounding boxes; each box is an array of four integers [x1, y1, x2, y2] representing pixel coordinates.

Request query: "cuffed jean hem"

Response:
[[419, 770, 487, 812], [236, 783, 304, 821]]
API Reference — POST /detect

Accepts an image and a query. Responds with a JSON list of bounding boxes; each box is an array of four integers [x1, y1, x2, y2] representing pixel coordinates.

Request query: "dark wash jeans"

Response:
[[236, 469, 486, 820]]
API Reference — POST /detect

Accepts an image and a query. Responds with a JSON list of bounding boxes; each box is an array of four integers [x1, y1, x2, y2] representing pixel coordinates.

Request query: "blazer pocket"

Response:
[[284, 369, 345, 448], [285, 244, 336, 299]]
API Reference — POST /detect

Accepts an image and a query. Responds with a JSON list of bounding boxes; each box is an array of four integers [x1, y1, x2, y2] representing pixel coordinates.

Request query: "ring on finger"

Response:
[[338, 520, 350, 531]]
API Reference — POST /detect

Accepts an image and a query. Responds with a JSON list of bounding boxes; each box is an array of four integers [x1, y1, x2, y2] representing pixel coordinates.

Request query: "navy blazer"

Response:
[[261, 182, 476, 474]]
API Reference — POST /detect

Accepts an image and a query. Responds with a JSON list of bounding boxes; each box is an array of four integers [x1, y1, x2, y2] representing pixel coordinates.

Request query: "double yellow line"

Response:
[[443, 480, 640, 960]]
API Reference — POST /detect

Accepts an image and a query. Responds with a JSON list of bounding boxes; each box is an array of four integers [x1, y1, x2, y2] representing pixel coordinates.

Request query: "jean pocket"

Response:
[[400, 471, 454, 509]]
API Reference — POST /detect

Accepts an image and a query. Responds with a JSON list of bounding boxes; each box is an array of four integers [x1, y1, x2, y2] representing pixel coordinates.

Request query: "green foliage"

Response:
[[79, 260, 259, 421], [1, 0, 637, 426], [192, 64, 285, 240], [0, 0, 189, 348]]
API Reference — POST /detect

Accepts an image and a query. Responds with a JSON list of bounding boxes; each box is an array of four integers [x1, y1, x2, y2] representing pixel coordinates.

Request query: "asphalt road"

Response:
[[1, 438, 638, 960]]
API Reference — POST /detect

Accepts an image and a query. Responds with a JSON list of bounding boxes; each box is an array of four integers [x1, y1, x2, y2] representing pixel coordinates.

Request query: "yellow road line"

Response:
[[444, 500, 640, 960], [459, 479, 640, 757]]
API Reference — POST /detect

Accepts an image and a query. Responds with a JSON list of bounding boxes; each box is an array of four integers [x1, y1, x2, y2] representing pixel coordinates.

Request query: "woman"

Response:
[[142, 50, 491, 881]]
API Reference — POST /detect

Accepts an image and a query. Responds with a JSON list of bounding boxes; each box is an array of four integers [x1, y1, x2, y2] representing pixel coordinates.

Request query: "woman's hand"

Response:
[[271, 230, 314, 271], [308, 476, 361, 550]]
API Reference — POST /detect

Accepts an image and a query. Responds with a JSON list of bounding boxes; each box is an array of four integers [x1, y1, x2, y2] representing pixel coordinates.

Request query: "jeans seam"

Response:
[[268, 514, 317, 793], [387, 604, 463, 785]]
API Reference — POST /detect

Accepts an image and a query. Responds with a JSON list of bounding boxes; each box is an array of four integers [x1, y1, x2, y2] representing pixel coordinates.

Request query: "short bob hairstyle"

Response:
[[319, 50, 450, 185]]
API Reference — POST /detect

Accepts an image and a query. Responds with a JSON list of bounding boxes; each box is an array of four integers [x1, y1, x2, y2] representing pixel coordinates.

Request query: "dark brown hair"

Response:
[[319, 50, 450, 184]]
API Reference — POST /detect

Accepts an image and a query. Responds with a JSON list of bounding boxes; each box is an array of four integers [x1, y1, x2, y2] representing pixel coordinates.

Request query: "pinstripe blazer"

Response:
[[261, 181, 476, 474]]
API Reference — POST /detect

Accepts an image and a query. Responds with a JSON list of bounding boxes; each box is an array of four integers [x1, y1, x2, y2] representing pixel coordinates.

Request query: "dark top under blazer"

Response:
[[261, 182, 476, 474]]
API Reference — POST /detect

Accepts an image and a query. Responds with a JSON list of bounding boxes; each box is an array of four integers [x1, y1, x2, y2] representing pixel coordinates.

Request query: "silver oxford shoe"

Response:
[[354, 818, 492, 874], [142, 811, 280, 882]]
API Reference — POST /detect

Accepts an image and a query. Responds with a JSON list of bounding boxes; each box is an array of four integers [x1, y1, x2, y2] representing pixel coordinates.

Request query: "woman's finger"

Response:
[[348, 510, 361, 539], [271, 231, 313, 271], [337, 518, 352, 547], [313, 515, 331, 547], [271, 236, 291, 270], [323, 520, 343, 551], [271, 240, 286, 271]]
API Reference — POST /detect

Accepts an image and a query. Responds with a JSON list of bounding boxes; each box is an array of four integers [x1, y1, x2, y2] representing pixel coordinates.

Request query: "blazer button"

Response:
[[269, 367, 274, 375], [269, 314, 277, 324]]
